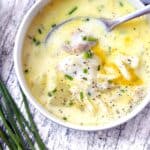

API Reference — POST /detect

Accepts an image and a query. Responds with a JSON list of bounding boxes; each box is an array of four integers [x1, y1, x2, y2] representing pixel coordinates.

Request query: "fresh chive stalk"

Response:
[[0, 127, 17, 149], [0, 78, 46, 149], [0, 80, 34, 149], [21, 89, 46, 150], [0, 106, 22, 149], [0, 86, 30, 148], [0, 144, 3, 150]]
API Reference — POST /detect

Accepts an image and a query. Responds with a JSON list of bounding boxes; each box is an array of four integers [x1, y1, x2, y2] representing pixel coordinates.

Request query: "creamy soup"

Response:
[[23, 0, 150, 126]]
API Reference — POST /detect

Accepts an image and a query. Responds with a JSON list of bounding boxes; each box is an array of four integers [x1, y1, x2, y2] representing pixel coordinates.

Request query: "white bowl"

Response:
[[14, 0, 150, 131]]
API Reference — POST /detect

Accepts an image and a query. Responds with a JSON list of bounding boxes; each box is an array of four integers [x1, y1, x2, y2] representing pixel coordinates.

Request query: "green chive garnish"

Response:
[[24, 69, 29, 73], [83, 50, 93, 59], [80, 92, 84, 100], [32, 37, 41, 46], [120, 89, 125, 93], [65, 74, 73, 80], [108, 80, 112, 84], [68, 6, 78, 15], [119, 2, 124, 7], [83, 69, 88, 74], [84, 18, 90, 21], [35, 41, 41, 46], [48, 92, 52, 97], [82, 77, 87, 80], [51, 24, 56, 28], [52, 88, 57, 93], [87, 92, 91, 96], [97, 65, 101, 71], [32, 37, 36, 42], [69, 101, 74, 106], [82, 36, 97, 42], [48, 88, 57, 97], [38, 28, 42, 34], [65, 40, 70, 45], [97, 5, 104, 12], [108, 46, 111, 52], [63, 117, 67, 121]]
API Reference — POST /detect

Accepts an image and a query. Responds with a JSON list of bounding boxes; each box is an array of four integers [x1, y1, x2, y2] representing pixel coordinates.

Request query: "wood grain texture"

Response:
[[0, 0, 150, 150]]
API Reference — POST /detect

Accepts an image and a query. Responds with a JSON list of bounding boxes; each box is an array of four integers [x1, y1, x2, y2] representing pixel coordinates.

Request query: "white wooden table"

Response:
[[0, 0, 150, 149]]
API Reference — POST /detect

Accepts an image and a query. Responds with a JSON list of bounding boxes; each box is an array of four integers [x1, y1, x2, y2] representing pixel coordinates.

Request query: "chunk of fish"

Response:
[[58, 54, 100, 82], [115, 54, 139, 80], [63, 29, 97, 54]]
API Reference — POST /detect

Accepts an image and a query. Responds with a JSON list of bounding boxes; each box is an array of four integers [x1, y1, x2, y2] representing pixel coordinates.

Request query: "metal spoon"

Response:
[[45, 5, 150, 42]]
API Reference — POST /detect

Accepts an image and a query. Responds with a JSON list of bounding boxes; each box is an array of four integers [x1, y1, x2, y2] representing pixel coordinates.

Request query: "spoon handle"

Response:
[[115, 5, 150, 25]]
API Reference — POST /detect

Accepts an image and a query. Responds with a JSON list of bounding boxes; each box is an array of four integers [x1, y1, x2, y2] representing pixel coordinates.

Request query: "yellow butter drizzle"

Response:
[[91, 44, 143, 86]]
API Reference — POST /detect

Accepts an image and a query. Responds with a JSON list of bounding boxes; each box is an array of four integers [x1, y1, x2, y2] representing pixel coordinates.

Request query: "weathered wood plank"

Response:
[[0, 0, 150, 150]]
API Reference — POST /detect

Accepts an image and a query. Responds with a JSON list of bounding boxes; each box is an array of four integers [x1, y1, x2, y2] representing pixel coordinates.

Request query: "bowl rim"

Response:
[[14, 0, 150, 131]]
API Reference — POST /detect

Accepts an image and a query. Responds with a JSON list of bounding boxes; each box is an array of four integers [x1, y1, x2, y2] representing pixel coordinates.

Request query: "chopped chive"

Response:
[[32, 37, 36, 42], [84, 18, 90, 21], [65, 40, 70, 45], [80, 92, 84, 100], [63, 117, 67, 121], [51, 24, 56, 28], [82, 77, 87, 80], [119, 1, 124, 7], [69, 101, 74, 106], [32, 37, 41, 46], [24, 69, 29, 73], [65, 74, 73, 80], [108, 80, 112, 84], [120, 89, 125, 93], [108, 46, 111, 52], [52, 88, 57, 93], [38, 28, 42, 34], [35, 41, 41, 46], [85, 18, 90, 21], [97, 65, 101, 71], [97, 5, 104, 12], [68, 6, 78, 15], [82, 36, 97, 42], [83, 36, 86, 41], [48, 88, 57, 97], [48, 92, 52, 97], [83, 68, 88, 74], [83, 50, 93, 59], [97, 8, 102, 12], [87, 92, 91, 96]]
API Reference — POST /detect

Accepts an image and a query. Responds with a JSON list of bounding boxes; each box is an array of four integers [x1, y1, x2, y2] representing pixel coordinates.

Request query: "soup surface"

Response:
[[23, 0, 150, 126]]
